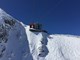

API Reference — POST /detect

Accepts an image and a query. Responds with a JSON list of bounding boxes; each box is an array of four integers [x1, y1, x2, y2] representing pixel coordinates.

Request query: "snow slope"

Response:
[[0, 8, 80, 60], [46, 35, 80, 60], [0, 8, 33, 60], [25, 26, 80, 60]]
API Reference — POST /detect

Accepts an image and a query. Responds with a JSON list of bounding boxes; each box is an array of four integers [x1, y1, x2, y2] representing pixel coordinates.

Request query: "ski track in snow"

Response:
[[0, 8, 80, 60]]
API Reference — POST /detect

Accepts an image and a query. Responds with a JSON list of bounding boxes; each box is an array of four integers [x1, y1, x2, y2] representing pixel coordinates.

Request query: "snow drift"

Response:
[[0, 8, 80, 60]]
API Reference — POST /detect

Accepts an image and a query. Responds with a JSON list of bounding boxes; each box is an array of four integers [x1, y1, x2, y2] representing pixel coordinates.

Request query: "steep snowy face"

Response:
[[25, 26, 49, 60], [0, 9, 16, 25], [0, 8, 33, 60]]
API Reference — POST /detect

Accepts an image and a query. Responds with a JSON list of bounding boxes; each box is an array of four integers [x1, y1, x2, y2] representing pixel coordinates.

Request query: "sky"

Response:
[[0, 0, 80, 35]]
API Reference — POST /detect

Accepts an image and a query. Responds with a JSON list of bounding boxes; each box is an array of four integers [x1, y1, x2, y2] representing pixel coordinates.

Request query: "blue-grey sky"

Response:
[[0, 0, 80, 35]]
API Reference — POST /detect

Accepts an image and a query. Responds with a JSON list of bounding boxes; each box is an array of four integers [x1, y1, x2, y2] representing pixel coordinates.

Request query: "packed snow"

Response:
[[0, 8, 80, 60]]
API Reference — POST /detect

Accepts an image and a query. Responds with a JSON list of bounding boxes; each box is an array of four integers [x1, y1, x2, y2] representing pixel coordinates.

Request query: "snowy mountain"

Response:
[[0, 8, 33, 60], [0, 8, 80, 60]]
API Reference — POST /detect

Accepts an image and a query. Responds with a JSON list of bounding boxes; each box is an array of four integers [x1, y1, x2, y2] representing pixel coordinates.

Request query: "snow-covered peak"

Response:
[[0, 8, 5, 14], [0, 9, 33, 60], [0, 9, 16, 25], [0, 8, 80, 60], [0, 8, 9, 18], [0, 8, 11, 17]]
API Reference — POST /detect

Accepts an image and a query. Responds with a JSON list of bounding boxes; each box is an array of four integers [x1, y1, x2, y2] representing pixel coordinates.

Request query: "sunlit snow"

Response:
[[0, 8, 80, 60]]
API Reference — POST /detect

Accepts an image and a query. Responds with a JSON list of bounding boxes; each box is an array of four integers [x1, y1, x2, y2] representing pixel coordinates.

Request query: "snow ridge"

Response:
[[0, 8, 33, 60]]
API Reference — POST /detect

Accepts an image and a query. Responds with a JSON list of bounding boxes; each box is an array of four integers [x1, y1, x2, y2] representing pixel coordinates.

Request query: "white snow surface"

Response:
[[25, 26, 80, 60], [0, 8, 80, 60]]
